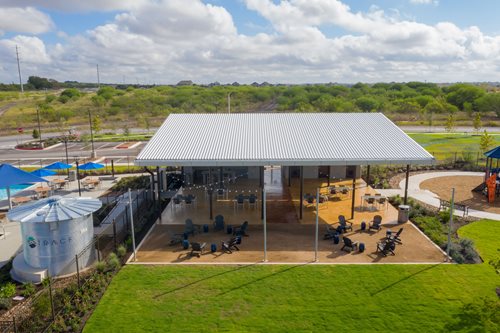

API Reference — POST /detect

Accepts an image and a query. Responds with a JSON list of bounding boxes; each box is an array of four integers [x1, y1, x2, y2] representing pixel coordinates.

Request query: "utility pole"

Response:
[[96, 64, 100, 89], [88, 109, 96, 158], [16, 45, 23, 93]]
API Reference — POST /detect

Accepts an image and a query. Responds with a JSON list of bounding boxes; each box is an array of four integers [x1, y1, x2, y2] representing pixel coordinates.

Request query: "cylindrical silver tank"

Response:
[[8, 196, 102, 277]]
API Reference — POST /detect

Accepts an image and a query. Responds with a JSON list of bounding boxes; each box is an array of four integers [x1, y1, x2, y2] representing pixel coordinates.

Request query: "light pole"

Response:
[[227, 92, 233, 114], [63, 133, 70, 177], [75, 159, 82, 197], [88, 109, 96, 158]]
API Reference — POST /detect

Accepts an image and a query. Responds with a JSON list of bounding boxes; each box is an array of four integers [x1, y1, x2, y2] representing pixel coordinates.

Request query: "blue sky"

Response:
[[0, 0, 500, 83]]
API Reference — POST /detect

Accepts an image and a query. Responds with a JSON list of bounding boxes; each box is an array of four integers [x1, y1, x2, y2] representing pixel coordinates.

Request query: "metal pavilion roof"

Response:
[[135, 113, 435, 167]]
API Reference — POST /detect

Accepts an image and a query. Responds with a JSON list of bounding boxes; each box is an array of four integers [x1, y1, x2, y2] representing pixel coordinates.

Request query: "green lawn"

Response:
[[458, 220, 500, 262], [84, 220, 500, 333], [408, 133, 500, 154]]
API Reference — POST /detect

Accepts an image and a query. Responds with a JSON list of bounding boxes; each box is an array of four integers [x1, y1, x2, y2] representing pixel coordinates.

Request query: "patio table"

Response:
[[361, 194, 387, 211]]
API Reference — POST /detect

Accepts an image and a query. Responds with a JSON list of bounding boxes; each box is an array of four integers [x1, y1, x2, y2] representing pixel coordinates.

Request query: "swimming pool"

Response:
[[0, 184, 32, 200]]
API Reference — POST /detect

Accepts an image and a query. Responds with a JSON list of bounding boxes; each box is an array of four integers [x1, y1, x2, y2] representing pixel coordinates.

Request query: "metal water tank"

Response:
[[7, 196, 102, 277]]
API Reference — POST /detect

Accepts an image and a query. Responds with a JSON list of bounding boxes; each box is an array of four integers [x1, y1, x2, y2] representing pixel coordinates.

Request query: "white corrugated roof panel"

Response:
[[135, 113, 434, 166]]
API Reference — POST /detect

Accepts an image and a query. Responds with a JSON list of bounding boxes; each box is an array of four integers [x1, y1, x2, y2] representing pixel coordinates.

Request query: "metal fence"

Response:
[[0, 188, 155, 333]]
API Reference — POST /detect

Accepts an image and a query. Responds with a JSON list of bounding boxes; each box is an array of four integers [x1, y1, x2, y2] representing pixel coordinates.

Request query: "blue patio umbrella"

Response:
[[31, 168, 56, 177], [44, 161, 73, 170], [77, 162, 104, 170], [0, 164, 47, 209]]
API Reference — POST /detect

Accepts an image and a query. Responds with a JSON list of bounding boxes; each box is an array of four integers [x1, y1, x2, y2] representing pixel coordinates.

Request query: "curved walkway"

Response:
[[378, 171, 500, 221]]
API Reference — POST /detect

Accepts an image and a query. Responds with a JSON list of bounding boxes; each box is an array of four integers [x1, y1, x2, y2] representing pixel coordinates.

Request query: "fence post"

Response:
[[75, 254, 80, 289], [48, 274, 55, 321], [96, 236, 101, 262], [113, 219, 117, 251]]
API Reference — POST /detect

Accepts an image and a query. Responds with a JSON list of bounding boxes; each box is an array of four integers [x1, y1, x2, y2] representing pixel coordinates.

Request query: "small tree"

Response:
[[479, 130, 495, 152], [445, 113, 456, 133], [92, 115, 102, 134], [32, 128, 40, 139], [473, 113, 482, 134]]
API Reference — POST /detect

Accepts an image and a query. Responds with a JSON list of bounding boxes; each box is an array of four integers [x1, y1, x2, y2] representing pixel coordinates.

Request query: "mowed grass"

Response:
[[84, 218, 500, 333], [409, 133, 500, 154], [459, 220, 500, 262]]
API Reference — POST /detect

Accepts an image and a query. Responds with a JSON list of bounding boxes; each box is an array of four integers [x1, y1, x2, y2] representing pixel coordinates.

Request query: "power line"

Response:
[[15, 45, 24, 93]]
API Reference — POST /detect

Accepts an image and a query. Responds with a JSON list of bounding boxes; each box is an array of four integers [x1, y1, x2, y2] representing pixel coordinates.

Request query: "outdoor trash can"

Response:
[[398, 205, 410, 223], [386, 229, 392, 237], [360, 221, 366, 231], [182, 240, 189, 250], [227, 225, 233, 234], [359, 243, 365, 252], [236, 236, 242, 244], [211, 243, 217, 252], [203, 224, 209, 233], [333, 233, 340, 244]]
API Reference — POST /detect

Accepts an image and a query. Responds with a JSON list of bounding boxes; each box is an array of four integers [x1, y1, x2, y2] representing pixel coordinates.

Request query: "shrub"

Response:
[[117, 245, 127, 258], [107, 253, 120, 271], [33, 294, 51, 318], [22, 282, 35, 297], [0, 282, 17, 298], [0, 297, 12, 310], [95, 261, 106, 273], [413, 216, 447, 246]]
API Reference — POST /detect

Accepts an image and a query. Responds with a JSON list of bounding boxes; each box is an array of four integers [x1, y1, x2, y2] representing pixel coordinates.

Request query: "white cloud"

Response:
[[0, 0, 146, 12], [0, 0, 499, 84], [0, 7, 54, 35], [409, 0, 438, 5]]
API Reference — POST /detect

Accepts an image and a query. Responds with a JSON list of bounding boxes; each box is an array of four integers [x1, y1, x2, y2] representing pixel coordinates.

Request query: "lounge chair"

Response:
[[213, 215, 225, 231], [221, 237, 240, 254], [369, 215, 382, 232], [341, 237, 359, 252], [184, 219, 201, 236], [338, 215, 353, 232], [233, 221, 249, 237], [323, 225, 340, 240], [168, 231, 187, 246], [376, 240, 396, 256], [387, 228, 403, 244], [190, 242, 206, 257]]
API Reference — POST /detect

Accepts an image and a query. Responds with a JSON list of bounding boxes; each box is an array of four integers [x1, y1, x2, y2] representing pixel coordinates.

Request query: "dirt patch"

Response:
[[115, 142, 136, 149], [420, 176, 500, 214]]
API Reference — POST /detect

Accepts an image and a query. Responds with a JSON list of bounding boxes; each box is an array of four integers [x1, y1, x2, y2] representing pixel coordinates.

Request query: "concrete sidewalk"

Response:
[[378, 171, 500, 221]]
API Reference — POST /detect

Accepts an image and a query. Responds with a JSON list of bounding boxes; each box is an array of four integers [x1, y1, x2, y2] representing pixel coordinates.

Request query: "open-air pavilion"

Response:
[[134, 113, 443, 263]]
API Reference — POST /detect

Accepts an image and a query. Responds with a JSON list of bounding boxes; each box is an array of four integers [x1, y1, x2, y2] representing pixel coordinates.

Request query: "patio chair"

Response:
[[235, 195, 245, 210], [248, 194, 257, 209], [338, 215, 353, 233], [387, 227, 403, 244], [216, 188, 226, 201], [341, 188, 349, 197], [221, 237, 240, 254], [365, 197, 376, 211], [377, 196, 387, 210], [184, 219, 201, 236], [341, 237, 359, 252], [190, 242, 206, 257], [233, 221, 249, 237], [171, 196, 183, 211], [369, 215, 382, 232], [376, 240, 396, 256], [323, 225, 338, 240], [213, 215, 225, 231]]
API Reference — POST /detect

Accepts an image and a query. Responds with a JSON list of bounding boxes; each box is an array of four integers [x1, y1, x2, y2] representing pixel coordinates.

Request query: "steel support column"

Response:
[[350, 177, 356, 219], [300, 166, 304, 220], [404, 164, 410, 205], [366, 165, 371, 186]]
